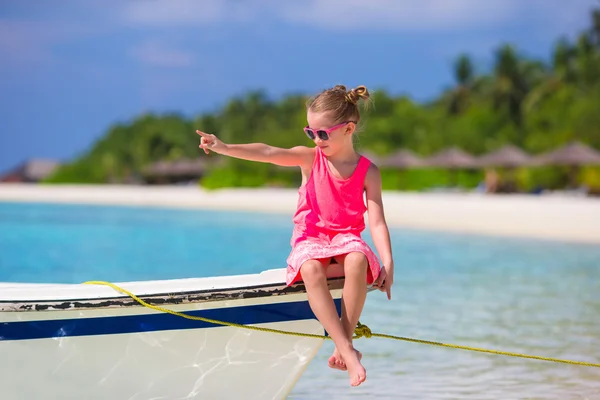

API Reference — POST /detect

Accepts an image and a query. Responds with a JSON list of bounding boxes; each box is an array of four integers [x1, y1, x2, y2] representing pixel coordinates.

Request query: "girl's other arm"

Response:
[[196, 130, 314, 168], [364, 164, 394, 299]]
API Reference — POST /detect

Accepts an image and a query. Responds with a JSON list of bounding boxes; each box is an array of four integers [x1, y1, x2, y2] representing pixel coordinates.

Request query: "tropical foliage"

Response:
[[46, 10, 600, 192]]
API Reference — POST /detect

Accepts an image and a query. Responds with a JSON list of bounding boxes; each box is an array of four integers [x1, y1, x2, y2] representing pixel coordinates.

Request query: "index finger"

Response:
[[196, 130, 210, 137], [386, 286, 392, 300]]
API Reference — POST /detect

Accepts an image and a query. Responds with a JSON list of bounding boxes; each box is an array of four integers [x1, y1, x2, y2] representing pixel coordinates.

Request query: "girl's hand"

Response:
[[196, 130, 226, 154], [373, 265, 394, 300]]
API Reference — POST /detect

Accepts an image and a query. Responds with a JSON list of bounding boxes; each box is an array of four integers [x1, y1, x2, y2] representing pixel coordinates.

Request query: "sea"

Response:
[[0, 201, 599, 399]]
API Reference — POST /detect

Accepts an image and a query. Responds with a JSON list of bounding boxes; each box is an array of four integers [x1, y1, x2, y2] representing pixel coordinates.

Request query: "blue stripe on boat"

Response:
[[0, 299, 341, 341]]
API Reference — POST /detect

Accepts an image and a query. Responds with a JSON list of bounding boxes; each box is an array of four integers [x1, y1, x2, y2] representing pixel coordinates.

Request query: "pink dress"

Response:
[[285, 147, 381, 286]]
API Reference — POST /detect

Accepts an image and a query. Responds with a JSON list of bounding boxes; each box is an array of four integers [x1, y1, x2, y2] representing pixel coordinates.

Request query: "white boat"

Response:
[[0, 266, 346, 400]]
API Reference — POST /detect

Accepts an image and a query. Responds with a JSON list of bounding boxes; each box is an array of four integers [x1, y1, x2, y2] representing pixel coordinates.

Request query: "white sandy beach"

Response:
[[1, 183, 599, 244]]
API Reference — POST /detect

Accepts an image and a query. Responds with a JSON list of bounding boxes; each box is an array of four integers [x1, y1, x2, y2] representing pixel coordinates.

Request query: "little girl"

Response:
[[196, 85, 394, 387]]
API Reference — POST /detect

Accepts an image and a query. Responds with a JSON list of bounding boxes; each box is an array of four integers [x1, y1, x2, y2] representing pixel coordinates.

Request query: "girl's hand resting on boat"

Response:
[[197, 130, 226, 154], [373, 265, 393, 300]]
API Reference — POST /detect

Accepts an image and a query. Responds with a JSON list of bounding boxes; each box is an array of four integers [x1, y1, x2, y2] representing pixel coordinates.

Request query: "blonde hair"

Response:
[[307, 85, 370, 124]]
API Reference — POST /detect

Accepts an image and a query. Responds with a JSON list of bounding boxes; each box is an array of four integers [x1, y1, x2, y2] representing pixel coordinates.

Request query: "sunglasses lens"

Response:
[[304, 128, 315, 140], [317, 131, 329, 141]]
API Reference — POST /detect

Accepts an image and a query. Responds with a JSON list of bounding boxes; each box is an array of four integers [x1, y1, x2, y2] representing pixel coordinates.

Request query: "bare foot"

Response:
[[328, 347, 346, 370], [327, 347, 362, 371], [342, 348, 366, 387]]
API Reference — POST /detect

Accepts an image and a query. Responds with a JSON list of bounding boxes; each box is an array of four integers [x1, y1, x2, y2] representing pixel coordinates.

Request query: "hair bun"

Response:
[[345, 85, 370, 105]]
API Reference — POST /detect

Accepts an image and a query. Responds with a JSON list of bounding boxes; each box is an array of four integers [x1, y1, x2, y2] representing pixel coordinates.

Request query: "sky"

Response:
[[0, 0, 598, 173]]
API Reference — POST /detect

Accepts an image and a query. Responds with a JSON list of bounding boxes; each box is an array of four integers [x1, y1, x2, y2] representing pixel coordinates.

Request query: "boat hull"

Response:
[[0, 268, 345, 400]]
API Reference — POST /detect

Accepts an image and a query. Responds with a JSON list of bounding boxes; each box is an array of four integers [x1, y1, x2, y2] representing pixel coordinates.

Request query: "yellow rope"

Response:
[[83, 280, 600, 368]]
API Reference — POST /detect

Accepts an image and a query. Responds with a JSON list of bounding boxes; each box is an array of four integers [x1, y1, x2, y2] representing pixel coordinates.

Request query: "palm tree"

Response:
[[455, 54, 474, 86], [447, 54, 474, 114], [574, 32, 600, 87], [591, 9, 600, 48], [523, 39, 574, 113], [491, 45, 545, 143], [552, 38, 576, 82], [492, 45, 527, 128]]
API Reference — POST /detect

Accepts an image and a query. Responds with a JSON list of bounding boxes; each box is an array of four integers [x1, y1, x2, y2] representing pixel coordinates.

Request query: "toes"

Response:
[[328, 355, 347, 371], [350, 371, 367, 387]]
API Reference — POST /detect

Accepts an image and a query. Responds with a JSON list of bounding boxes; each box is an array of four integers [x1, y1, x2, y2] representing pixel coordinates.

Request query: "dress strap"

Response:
[[353, 155, 371, 184]]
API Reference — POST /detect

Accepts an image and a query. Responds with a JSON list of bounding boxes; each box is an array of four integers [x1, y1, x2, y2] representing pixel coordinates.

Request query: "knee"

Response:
[[300, 260, 326, 282], [344, 252, 368, 277]]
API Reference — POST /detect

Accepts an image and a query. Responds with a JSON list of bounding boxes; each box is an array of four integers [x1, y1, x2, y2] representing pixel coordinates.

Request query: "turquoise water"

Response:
[[1, 202, 599, 399]]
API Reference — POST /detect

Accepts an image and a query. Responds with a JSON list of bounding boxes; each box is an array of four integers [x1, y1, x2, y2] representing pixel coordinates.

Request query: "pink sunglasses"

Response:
[[303, 121, 355, 141]]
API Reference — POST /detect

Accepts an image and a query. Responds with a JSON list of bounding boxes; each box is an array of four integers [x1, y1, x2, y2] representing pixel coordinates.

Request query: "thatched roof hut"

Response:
[[423, 147, 477, 169], [476, 144, 532, 168], [0, 159, 60, 183], [379, 149, 425, 169], [146, 159, 206, 175], [532, 141, 600, 166], [144, 159, 207, 184]]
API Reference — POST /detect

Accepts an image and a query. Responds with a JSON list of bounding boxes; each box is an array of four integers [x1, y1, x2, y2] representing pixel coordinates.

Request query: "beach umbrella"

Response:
[[475, 145, 532, 193], [532, 141, 600, 166], [379, 149, 425, 169], [476, 144, 532, 168], [532, 141, 600, 188], [422, 147, 478, 188], [423, 147, 477, 169]]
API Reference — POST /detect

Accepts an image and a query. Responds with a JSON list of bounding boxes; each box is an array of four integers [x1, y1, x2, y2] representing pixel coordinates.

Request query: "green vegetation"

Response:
[[46, 9, 600, 192]]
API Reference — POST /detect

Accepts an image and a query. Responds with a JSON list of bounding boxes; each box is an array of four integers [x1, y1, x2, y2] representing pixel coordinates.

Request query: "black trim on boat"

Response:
[[0, 277, 346, 312]]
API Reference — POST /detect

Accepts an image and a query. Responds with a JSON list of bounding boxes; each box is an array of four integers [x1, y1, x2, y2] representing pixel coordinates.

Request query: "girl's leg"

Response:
[[339, 252, 369, 340], [329, 252, 369, 371], [300, 259, 366, 387]]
